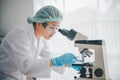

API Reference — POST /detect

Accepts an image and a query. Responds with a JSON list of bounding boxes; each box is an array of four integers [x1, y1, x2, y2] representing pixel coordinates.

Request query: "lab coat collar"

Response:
[[24, 24, 36, 39]]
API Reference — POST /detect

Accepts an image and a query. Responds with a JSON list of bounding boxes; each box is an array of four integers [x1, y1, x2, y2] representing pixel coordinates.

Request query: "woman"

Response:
[[0, 5, 80, 80]]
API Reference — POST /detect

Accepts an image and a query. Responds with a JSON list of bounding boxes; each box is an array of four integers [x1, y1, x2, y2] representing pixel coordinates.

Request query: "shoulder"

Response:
[[3, 25, 33, 42]]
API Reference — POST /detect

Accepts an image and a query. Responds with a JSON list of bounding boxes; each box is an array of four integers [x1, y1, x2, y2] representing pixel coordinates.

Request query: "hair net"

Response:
[[27, 5, 63, 24]]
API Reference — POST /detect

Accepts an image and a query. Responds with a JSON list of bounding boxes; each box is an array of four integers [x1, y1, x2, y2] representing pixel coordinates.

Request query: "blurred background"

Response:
[[0, 0, 120, 80]]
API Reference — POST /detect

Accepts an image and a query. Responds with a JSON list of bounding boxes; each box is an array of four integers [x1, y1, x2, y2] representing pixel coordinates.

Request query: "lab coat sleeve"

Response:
[[2, 29, 51, 78], [40, 39, 52, 58], [40, 39, 66, 74], [52, 66, 66, 74]]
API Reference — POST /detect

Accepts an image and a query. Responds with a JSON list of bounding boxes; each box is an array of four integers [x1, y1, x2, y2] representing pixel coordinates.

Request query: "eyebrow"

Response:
[[52, 24, 59, 26]]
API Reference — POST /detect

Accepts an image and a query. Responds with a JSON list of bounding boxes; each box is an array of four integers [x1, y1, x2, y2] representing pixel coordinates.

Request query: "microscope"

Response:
[[58, 29, 111, 80]]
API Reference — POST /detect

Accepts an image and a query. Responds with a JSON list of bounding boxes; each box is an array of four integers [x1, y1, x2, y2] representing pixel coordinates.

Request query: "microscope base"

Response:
[[75, 78, 111, 80]]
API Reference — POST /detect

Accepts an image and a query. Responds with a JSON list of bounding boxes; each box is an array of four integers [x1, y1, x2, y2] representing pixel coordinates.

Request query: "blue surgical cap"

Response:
[[27, 5, 63, 24]]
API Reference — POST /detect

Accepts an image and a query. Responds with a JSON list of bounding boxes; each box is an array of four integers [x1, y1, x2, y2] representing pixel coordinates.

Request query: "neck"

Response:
[[33, 23, 42, 38]]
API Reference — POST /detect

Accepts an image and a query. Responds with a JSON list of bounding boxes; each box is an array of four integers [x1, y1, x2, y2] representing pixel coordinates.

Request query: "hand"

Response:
[[52, 53, 77, 66], [72, 66, 81, 71], [68, 59, 84, 71]]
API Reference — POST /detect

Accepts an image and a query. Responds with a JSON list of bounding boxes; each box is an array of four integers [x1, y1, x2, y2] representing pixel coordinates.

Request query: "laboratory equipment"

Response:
[[58, 28, 111, 80]]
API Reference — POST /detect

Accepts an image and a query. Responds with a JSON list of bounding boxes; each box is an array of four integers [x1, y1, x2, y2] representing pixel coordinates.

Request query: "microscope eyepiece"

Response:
[[58, 28, 77, 41], [58, 29, 69, 36]]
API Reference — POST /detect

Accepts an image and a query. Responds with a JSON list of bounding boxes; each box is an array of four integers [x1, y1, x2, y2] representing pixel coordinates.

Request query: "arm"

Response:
[[3, 29, 51, 78], [39, 39, 66, 74], [50, 59, 53, 67]]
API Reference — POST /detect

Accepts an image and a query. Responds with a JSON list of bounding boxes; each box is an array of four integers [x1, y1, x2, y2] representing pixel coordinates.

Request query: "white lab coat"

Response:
[[0, 24, 65, 80]]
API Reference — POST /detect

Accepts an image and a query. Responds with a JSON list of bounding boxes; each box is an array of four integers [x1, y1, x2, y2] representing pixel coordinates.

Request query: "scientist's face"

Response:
[[42, 22, 60, 39]]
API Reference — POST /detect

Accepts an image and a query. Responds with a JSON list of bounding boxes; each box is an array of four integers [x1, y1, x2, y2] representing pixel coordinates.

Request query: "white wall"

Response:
[[0, 0, 34, 36]]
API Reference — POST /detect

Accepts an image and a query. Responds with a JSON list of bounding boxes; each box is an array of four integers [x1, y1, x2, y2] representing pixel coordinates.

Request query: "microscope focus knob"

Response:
[[74, 76, 77, 79], [94, 68, 103, 77]]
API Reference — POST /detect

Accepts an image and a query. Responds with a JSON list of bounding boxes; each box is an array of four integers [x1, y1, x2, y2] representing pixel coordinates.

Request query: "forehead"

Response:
[[47, 22, 60, 26]]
